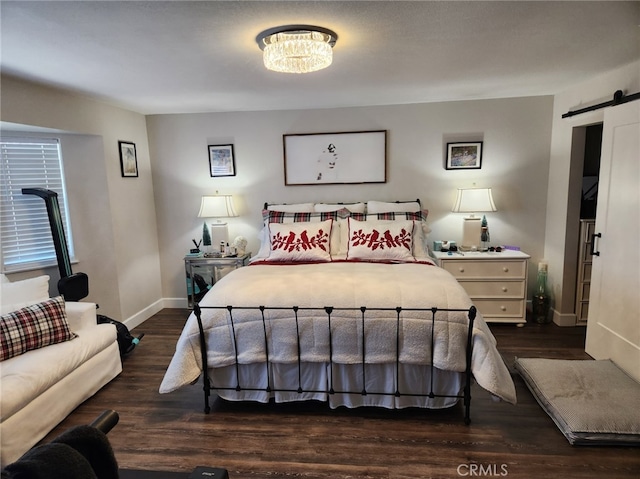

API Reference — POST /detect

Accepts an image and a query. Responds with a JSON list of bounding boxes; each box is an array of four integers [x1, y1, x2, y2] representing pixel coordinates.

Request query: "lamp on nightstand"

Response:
[[452, 187, 497, 251], [198, 195, 238, 250]]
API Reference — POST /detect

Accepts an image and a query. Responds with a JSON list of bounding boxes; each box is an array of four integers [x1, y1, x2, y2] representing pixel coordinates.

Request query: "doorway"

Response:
[[568, 123, 603, 326]]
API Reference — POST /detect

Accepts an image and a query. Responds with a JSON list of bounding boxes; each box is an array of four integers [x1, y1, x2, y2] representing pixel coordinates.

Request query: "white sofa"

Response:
[[0, 274, 122, 465]]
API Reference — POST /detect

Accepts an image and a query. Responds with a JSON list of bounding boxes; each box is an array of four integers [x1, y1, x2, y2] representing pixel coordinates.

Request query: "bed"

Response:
[[160, 200, 517, 424]]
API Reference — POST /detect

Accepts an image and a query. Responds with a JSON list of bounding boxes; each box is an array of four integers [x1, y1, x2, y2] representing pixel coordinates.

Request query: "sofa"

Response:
[[0, 274, 122, 465]]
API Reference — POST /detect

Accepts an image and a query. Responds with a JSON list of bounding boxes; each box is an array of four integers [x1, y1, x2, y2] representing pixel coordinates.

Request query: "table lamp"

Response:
[[452, 187, 497, 251], [198, 195, 238, 250]]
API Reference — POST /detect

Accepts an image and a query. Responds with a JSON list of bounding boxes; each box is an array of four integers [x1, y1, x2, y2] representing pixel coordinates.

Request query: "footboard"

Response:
[[194, 304, 477, 424]]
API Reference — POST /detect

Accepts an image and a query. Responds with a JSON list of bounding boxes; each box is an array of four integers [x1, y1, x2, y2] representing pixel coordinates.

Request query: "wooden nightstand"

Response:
[[432, 250, 530, 324], [184, 253, 251, 307]]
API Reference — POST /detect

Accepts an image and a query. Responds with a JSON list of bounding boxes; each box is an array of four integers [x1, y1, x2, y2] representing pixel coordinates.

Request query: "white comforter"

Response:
[[160, 262, 516, 404]]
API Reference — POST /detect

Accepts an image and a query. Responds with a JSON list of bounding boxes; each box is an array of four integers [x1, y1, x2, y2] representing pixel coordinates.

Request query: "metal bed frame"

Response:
[[194, 303, 477, 424]]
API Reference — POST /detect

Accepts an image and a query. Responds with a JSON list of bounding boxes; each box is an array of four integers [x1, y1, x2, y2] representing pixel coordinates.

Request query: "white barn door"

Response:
[[585, 101, 640, 382]]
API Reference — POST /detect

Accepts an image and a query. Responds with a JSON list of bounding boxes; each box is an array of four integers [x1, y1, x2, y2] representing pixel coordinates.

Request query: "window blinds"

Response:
[[0, 138, 75, 272]]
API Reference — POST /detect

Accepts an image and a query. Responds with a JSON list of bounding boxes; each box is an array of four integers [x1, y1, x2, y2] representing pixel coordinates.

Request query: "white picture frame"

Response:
[[283, 130, 387, 185]]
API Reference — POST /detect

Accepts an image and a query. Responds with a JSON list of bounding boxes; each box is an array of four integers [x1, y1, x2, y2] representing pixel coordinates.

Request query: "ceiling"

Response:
[[1, 1, 639, 115]]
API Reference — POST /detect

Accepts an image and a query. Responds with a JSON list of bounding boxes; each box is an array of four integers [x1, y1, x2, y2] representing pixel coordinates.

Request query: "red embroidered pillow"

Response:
[[267, 219, 333, 262], [0, 296, 76, 361], [346, 218, 416, 262]]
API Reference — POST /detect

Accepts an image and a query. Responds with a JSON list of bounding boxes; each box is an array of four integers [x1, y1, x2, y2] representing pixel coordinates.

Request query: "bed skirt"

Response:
[[209, 362, 464, 409]]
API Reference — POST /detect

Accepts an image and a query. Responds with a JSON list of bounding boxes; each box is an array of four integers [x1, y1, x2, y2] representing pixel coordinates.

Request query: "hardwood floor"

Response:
[[43, 309, 639, 478]]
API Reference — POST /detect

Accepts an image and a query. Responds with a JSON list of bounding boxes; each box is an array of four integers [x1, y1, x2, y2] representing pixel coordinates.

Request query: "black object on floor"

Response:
[[97, 315, 144, 356], [119, 467, 229, 479]]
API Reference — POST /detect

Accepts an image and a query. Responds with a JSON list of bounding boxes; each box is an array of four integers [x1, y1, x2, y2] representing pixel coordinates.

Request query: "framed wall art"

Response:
[[283, 130, 387, 185], [208, 144, 236, 177], [446, 142, 483, 170], [119, 141, 138, 177]]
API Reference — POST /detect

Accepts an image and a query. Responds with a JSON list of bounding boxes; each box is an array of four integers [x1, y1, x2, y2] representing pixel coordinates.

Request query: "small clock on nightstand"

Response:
[[432, 250, 530, 324]]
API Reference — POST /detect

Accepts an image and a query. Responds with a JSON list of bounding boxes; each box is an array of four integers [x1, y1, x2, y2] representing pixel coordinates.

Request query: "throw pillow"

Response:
[[0, 275, 51, 315], [346, 218, 416, 262], [267, 219, 333, 262], [0, 296, 76, 361]]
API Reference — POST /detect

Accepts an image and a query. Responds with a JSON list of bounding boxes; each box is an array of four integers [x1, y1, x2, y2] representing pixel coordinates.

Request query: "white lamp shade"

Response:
[[452, 188, 497, 213], [198, 195, 237, 218]]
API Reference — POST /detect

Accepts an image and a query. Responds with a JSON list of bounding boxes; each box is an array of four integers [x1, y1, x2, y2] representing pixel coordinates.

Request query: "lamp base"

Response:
[[461, 216, 481, 251], [210, 222, 229, 251]]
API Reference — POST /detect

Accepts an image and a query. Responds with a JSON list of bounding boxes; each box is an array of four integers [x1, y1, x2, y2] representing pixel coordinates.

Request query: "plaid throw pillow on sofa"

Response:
[[0, 296, 76, 361]]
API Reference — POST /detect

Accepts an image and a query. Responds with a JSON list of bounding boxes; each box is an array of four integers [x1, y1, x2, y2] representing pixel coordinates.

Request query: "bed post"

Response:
[[463, 306, 477, 425], [194, 303, 212, 414]]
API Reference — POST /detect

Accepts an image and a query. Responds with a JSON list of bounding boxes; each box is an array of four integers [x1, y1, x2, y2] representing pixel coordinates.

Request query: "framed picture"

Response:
[[446, 142, 483, 170], [283, 130, 387, 185], [208, 144, 236, 177], [118, 141, 138, 177]]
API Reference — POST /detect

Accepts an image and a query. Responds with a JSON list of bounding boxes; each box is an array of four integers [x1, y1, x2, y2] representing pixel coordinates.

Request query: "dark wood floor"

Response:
[[44, 309, 639, 479]]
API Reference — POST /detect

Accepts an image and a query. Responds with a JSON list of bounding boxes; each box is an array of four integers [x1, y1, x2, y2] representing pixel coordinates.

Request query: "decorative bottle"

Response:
[[202, 222, 212, 254], [480, 215, 490, 251], [532, 262, 551, 324]]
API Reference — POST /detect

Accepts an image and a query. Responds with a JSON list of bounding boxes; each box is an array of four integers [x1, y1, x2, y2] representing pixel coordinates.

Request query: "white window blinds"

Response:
[[0, 138, 75, 272]]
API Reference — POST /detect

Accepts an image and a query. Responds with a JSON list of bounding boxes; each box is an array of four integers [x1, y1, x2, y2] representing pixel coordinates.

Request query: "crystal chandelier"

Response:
[[256, 25, 338, 74]]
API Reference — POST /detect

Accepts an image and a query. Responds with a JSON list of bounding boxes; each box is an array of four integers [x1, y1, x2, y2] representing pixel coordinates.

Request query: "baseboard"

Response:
[[121, 298, 189, 330], [552, 309, 578, 327], [163, 297, 189, 309], [122, 298, 165, 330]]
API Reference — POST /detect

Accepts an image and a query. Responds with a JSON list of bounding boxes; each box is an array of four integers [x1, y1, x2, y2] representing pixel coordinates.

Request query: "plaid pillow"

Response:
[[335, 209, 429, 222], [262, 209, 340, 224], [0, 296, 76, 361], [371, 210, 429, 221]]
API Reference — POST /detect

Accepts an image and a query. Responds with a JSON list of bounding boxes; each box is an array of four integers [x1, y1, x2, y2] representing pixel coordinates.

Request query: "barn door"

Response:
[[585, 101, 640, 382]]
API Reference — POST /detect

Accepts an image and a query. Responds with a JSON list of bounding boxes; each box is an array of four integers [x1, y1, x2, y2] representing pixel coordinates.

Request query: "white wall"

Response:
[[1, 75, 163, 325], [147, 96, 553, 304], [546, 60, 640, 326]]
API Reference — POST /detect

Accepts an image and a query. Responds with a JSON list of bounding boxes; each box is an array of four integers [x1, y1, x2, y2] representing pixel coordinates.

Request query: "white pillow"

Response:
[[346, 218, 416, 262], [267, 220, 333, 262], [314, 202, 366, 214], [361, 217, 430, 259], [361, 210, 430, 259], [367, 200, 421, 214], [252, 210, 343, 262], [267, 203, 315, 213], [0, 275, 51, 314]]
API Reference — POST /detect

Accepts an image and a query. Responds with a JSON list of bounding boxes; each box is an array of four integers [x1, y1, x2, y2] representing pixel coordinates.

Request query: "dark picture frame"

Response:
[[446, 142, 483, 170], [283, 130, 387, 185], [208, 144, 236, 177], [118, 141, 138, 177]]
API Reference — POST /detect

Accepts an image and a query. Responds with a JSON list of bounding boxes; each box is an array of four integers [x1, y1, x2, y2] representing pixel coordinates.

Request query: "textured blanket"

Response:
[[160, 262, 516, 404]]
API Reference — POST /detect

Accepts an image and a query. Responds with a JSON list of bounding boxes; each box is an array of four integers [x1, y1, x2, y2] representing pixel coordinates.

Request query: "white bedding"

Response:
[[160, 262, 516, 405]]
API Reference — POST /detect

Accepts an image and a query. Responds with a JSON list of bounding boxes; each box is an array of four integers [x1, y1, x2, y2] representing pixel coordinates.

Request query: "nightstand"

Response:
[[432, 250, 530, 324], [184, 253, 251, 307]]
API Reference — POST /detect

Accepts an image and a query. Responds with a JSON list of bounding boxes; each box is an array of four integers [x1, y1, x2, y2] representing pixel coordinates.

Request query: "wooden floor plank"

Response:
[[41, 309, 639, 478]]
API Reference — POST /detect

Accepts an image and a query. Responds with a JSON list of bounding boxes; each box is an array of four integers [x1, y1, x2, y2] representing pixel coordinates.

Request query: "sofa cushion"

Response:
[[0, 296, 76, 361], [0, 275, 50, 314], [0, 322, 117, 421]]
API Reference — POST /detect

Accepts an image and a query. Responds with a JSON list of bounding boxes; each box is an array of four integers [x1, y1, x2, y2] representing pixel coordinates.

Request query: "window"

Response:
[[0, 137, 75, 273]]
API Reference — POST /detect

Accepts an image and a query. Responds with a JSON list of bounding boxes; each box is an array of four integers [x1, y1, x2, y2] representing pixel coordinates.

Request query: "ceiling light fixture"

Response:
[[256, 25, 338, 74]]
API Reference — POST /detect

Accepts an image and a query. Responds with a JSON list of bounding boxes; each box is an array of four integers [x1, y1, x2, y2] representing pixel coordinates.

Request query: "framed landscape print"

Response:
[[208, 144, 236, 177], [283, 130, 387, 185], [446, 142, 483, 170], [119, 141, 138, 177]]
